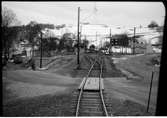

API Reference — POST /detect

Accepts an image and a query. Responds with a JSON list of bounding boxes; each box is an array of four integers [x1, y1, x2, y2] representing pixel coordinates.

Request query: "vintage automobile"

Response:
[[13, 53, 27, 64]]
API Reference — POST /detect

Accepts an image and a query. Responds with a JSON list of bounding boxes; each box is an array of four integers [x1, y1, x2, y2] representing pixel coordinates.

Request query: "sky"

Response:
[[2, 2, 165, 28]]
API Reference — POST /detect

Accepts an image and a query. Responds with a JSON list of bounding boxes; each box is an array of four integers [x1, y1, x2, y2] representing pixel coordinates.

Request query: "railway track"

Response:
[[74, 54, 110, 116]]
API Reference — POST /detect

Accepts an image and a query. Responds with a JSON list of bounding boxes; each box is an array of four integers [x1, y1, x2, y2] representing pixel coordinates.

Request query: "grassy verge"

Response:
[[3, 92, 75, 116], [114, 53, 160, 83]]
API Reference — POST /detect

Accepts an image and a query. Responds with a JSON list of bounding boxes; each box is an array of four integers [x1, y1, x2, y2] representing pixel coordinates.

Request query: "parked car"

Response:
[[13, 53, 26, 64], [2, 55, 7, 67]]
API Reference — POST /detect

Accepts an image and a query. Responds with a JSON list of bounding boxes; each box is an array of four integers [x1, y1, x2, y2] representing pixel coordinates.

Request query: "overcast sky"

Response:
[[2, 2, 165, 28]]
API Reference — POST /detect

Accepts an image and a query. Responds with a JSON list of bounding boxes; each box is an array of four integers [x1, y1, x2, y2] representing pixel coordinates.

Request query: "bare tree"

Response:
[[103, 41, 110, 49], [148, 21, 159, 28], [2, 6, 18, 27], [81, 37, 89, 52], [25, 21, 42, 57], [2, 6, 20, 65]]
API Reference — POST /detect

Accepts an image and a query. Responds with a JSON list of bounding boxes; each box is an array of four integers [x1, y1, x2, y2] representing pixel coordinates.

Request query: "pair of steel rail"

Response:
[[75, 55, 109, 116]]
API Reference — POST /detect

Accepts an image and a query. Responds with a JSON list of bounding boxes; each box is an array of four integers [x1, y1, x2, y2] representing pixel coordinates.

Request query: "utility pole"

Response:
[[100, 37, 102, 49], [84, 35, 87, 52], [96, 32, 97, 51], [147, 69, 154, 112], [40, 32, 43, 68], [77, 7, 80, 68], [109, 28, 112, 54], [133, 27, 136, 55], [80, 25, 82, 41]]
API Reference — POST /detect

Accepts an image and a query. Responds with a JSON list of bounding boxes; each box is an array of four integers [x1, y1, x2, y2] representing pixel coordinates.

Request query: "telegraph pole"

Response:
[[84, 35, 87, 52], [100, 36, 102, 49], [109, 28, 112, 54], [40, 32, 43, 68], [133, 27, 136, 55], [96, 32, 97, 51], [147, 69, 154, 112], [80, 25, 82, 41], [77, 7, 80, 68]]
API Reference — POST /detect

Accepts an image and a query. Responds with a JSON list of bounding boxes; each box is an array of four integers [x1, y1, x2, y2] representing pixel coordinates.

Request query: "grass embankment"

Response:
[[3, 92, 75, 116], [104, 55, 125, 77], [104, 53, 161, 115], [3, 54, 81, 116], [3, 70, 80, 116], [34, 55, 76, 68], [114, 53, 160, 83], [34, 57, 52, 67]]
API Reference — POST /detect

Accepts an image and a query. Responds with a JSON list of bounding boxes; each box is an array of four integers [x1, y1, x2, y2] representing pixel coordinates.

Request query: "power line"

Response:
[[80, 2, 98, 24], [81, 11, 94, 22]]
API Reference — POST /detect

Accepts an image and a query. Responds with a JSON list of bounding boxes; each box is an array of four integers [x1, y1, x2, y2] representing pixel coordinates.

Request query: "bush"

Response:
[[148, 21, 159, 28]]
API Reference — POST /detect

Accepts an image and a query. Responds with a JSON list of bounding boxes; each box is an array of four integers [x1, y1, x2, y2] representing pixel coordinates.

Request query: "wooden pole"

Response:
[[96, 32, 97, 52], [84, 35, 87, 52], [133, 27, 136, 55], [100, 37, 102, 49], [80, 25, 82, 41], [40, 32, 43, 68], [109, 28, 112, 54], [147, 70, 154, 112], [77, 7, 80, 68]]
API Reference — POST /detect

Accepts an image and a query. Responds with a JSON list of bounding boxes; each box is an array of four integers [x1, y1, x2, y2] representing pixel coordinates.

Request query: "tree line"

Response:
[[2, 6, 90, 61], [2, 6, 163, 62]]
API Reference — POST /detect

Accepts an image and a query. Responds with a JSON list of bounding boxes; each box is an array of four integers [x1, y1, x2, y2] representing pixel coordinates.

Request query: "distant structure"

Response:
[[109, 34, 132, 54], [44, 22, 162, 55], [145, 41, 154, 54]]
